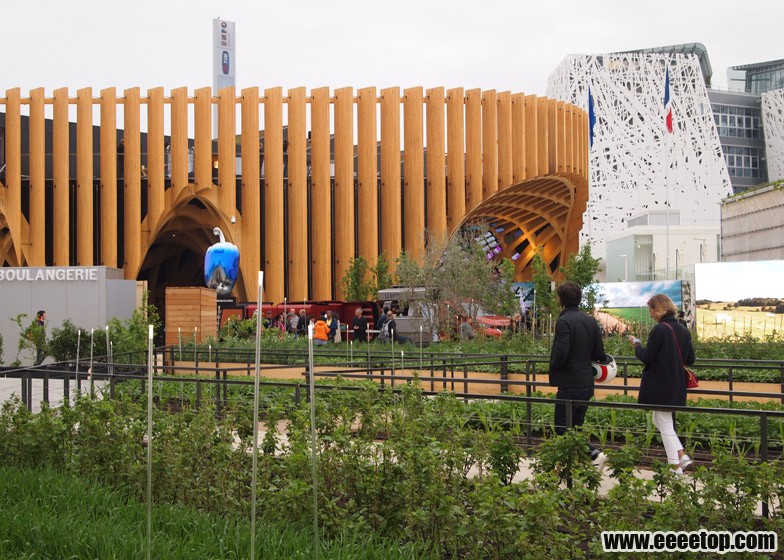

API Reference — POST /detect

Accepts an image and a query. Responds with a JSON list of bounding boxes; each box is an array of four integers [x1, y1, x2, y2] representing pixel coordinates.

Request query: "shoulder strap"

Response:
[[661, 322, 686, 367]]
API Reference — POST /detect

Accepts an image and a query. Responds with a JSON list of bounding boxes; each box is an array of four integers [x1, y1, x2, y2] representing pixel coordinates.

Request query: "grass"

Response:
[[0, 466, 434, 560], [697, 303, 784, 339]]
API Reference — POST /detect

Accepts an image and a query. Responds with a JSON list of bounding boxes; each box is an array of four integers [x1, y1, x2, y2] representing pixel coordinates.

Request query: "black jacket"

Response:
[[635, 317, 695, 406], [549, 307, 606, 388]]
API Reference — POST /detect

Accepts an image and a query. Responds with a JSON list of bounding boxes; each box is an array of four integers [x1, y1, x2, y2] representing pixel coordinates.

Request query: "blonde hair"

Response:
[[647, 294, 678, 321]]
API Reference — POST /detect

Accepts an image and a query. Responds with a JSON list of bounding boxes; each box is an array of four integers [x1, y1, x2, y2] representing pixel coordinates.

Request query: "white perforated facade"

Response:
[[547, 54, 732, 265], [762, 89, 784, 182]]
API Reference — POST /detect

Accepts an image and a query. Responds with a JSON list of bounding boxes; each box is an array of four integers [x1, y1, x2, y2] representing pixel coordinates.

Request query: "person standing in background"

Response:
[[352, 307, 368, 342], [33, 310, 47, 366]]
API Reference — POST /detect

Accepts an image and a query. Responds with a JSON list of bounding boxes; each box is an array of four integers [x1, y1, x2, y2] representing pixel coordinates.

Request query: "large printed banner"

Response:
[[595, 281, 683, 334], [695, 261, 784, 338]]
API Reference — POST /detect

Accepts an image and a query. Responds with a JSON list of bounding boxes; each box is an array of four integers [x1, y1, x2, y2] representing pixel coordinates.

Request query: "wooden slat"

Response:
[[465, 88, 481, 213], [547, 99, 557, 174], [524, 95, 538, 179], [52, 88, 70, 265], [556, 102, 566, 174], [123, 88, 142, 277], [76, 88, 93, 266], [537, 98, 549, 177], [99, 88, 117, 267], [403, 86, 424, 259], [217, 86, 236, 218], [446, 87, 465, 232], [333, 87, 355, 298], [565, 104, 574, 174], [146, 87, 165, 232], [425, 87, 446, 239], [310, 86, 331, 299], [380, 86, 401, 266], [194, 87, 212, 193], [497, 92, 512, 191], [286, 87, 308, 299], [170, 87, 189, 200], [3, 89, 22, 265], [357, 86, 378, 264], [511, 93, 525, 184], [481, 90, 498, 200], [263, 87, 284, 302], [29, 88, 46, 266], [240, 87, 261, 301]]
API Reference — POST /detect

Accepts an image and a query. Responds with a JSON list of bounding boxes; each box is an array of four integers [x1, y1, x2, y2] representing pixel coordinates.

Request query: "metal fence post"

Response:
[[760, 412, 769, 518], [43, 370, 49, 406], [728, 366, 734, 404], [500, 355, 509, 393], [526, 361, 533, 447]]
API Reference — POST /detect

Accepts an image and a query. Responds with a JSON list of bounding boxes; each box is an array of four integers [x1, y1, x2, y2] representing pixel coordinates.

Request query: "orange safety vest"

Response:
[[314, 320, 329, 341]]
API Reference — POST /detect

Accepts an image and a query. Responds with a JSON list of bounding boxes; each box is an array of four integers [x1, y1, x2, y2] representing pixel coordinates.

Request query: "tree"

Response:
[[493, 258, 521, 318], [340, 256, 372, 301], [530, 249, 556, 334], [560, 242, 605, 314], [370, 253, 394, 298], [394, 229, 520, 340]]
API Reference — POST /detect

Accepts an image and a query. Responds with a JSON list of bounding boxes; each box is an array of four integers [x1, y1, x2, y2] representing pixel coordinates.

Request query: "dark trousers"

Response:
[[554, 385, 597, 454]]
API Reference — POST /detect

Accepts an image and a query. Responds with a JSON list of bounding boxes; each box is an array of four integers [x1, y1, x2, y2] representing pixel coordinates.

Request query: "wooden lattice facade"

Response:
[[0, 86, 589, 302]]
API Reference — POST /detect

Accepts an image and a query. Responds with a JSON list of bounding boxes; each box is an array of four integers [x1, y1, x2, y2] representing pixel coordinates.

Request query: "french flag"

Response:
[[663, 67, 673, 133]]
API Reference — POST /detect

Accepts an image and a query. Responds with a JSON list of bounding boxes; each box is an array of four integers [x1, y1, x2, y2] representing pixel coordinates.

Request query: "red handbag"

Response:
[[663, 322, 699, 388]]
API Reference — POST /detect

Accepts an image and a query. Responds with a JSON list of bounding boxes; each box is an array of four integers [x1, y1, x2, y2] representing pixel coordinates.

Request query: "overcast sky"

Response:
[[4, 0, 781, 98]]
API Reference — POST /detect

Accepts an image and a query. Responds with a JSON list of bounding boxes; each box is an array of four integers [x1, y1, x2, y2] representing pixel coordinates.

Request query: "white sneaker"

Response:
[[671, 467, 685, 478], [679, 454, 693, 471], [592, 452, 608, 473]]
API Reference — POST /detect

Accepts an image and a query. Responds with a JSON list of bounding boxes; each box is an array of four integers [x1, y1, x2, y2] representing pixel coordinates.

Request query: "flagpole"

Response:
[[663, 66, 672, 281]]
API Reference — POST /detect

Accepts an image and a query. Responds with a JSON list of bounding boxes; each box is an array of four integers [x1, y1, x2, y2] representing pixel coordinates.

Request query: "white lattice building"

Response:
[[762, 89, 784, 182], [547, 54, 732, 271]]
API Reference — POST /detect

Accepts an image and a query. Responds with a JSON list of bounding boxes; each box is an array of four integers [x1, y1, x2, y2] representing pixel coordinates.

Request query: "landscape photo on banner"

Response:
[[593, 281, 684, 335], [695, 261, 784, 338]]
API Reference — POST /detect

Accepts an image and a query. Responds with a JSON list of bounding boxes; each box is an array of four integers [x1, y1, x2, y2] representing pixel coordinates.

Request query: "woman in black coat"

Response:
[[628, 294, 695, 475]]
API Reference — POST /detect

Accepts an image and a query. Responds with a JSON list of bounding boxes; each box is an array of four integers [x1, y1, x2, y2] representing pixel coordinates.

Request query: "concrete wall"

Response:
[[0, 267, 136, 366]]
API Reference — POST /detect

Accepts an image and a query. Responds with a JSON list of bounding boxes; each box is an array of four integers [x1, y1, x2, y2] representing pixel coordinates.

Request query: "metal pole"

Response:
[[89, 329, 94, 396], [307, 321, 320, 559], [75, 329, 81, 396], [250, 272, 264, 560], [145, 325, 154, 560]]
